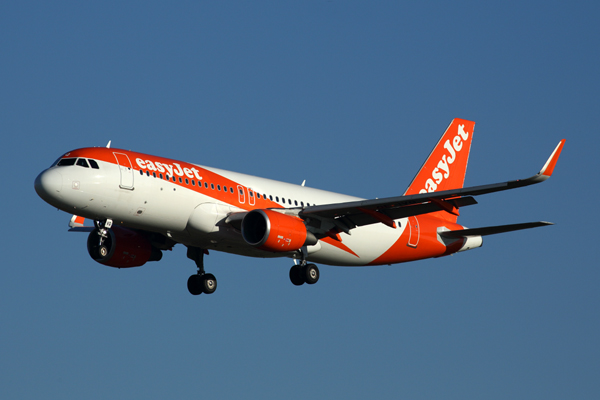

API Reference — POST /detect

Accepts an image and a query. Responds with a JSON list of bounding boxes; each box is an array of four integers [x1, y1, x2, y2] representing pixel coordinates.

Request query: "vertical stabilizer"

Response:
[[404, 119, 476, 222]]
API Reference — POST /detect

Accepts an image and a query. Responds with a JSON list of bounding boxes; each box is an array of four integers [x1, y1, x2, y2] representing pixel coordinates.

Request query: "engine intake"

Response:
[[241, 209, 317, 252], [87, 226, 162, 268]]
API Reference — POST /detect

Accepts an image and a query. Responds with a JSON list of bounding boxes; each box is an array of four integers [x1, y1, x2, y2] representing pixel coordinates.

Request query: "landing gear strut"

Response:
[[91, 219, 113, 259], [186, 246, 217, 296], [289, 246, 320, 286]]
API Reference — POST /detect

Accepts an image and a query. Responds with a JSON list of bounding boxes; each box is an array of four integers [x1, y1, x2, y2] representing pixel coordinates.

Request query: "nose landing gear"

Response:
[[186, 247, 217, 295]]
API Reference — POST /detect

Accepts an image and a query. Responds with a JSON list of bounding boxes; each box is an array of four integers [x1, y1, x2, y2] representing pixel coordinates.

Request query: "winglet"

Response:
[[526, 139, 566, 184], [68, 215, 95, 232], [538, 139, 565, 178], [69, 215, 86, 229]]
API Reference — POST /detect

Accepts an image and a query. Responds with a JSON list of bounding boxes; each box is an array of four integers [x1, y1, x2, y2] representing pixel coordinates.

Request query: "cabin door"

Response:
[[113, 152, 134, 190]]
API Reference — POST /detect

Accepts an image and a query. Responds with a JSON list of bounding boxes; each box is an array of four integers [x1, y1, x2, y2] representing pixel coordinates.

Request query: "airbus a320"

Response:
[[34, 119, 565, 296]]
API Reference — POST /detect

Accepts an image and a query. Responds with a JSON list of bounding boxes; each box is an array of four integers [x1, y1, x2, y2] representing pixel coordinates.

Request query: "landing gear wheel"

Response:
[[187, 275, 204, 295], [202, 273, 217, 295], [303, 264, 319, 285], [289, 265, 305, 286], [99, 245, 109, 258]]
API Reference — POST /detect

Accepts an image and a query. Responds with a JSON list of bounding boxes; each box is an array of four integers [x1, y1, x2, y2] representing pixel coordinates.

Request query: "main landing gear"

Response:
[[289, 246, 320, 286], [186, 247, 217, 296], [289, 263, 320, 286]]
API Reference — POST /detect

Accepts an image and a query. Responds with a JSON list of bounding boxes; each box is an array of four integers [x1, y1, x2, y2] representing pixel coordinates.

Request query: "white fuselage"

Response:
[[36, 151, 419, 267]]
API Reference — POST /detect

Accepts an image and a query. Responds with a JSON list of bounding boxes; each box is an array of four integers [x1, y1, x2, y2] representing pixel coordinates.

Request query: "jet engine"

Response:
[[87, 226, 162, 268], [241, 209, 317, 252]]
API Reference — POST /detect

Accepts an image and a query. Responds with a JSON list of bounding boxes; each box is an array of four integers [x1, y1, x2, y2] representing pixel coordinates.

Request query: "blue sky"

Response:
[[1, 1, 599, 398]]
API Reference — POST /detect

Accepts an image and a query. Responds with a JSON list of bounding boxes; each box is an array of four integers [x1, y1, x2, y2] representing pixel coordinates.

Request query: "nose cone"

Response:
[[34, 168, 63, 206]]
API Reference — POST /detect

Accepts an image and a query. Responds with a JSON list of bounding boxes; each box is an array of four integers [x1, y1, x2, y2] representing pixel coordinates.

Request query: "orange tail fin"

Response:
[[404, 118, 476, 222]]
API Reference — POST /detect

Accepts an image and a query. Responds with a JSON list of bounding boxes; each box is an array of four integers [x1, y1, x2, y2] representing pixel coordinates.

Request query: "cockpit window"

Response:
[[57, 158, 77, 166], [76, 158, 90, 168], [51, 156, 62, 167], [88, 159, 99, 169]]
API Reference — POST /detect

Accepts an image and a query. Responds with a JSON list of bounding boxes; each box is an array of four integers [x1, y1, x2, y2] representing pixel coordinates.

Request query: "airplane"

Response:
[[34, 119, 565, 296]]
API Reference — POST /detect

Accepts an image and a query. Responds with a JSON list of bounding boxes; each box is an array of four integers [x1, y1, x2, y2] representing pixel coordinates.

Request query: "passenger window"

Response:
[[88, 159, 99, 169], [217, 185, 221, 191], [276, 196, 279, 202], [250, 192, 254, 197], [160, 173, 163, 179], [211, 183, 215, 189], [139, 170, 144, 175], [269, 195, 273, 201], [204, 182, 208, 188], [230, 187, 233, 193], [179, 177, 182, 183], [57, 158, 77, 166], [146, 171, 150, 177], [256, 193, 260, 199], [282, 198, 286, 203], [153, 172, 157, 178], [294, 200, 298, 206], [301, 202, 304, 207], [186, 178, 189, 184], [192, 180, 195, 186]]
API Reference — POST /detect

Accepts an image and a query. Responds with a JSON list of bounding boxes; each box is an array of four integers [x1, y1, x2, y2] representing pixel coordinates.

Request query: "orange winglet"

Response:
[[357, 207, 397, 229], [539, 139, 566, 177], [428, 198, 460, 216], [69, 215, 86, 228]]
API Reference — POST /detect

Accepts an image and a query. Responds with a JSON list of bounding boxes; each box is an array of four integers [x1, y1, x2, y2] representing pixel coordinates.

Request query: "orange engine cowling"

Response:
[[241, 209, 317, 252], [87, 226, 162, 268]]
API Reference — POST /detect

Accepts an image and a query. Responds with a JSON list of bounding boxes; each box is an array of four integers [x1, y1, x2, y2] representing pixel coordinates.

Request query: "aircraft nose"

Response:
[[34, 168, 63, 204]]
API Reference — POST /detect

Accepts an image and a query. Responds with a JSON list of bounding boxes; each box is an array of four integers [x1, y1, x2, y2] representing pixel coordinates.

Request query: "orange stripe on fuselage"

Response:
[[367, 215, 465, 265], [61, 147, 283, 211], [320, 237, 360, 258]]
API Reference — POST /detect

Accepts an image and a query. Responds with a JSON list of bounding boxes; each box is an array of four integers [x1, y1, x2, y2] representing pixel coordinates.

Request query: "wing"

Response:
[[68, 215, 95, 232], [297, 139, 565, 235]]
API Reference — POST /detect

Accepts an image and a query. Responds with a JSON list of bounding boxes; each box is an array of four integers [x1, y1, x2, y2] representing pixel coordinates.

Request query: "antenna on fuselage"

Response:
[[106, 140, 111, 148], [301, 180, 306, 187]]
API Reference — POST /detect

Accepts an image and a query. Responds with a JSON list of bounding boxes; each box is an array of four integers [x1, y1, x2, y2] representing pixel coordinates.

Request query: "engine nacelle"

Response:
[[87, 226, 162, 268], [241, 209, 317, 252]]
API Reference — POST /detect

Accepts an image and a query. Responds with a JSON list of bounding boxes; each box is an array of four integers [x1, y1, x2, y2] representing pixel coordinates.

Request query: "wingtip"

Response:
[[539, 139, 565, 178]]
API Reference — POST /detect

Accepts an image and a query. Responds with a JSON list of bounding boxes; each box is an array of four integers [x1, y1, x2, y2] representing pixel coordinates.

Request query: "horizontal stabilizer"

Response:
[[440, 221, 553, 238]]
